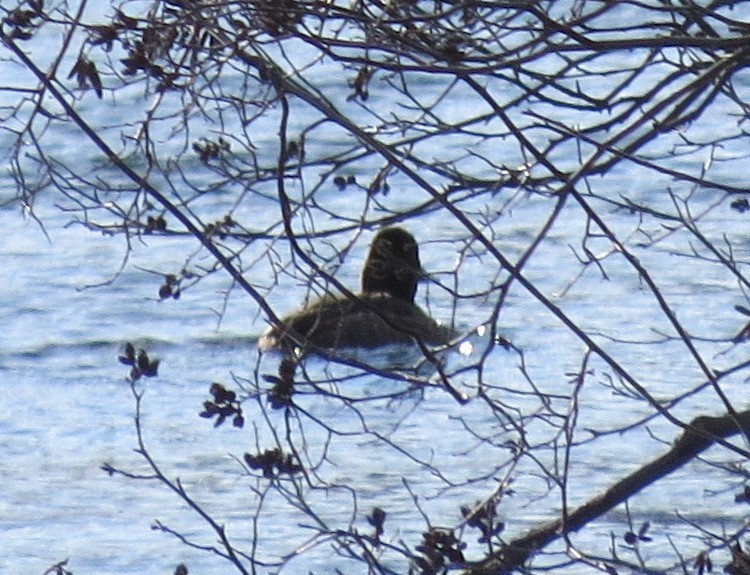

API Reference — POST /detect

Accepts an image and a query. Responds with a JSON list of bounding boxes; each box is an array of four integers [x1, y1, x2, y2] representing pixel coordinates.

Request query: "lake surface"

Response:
[[3, 190, 748, 574], [2, 3, 750, 575]]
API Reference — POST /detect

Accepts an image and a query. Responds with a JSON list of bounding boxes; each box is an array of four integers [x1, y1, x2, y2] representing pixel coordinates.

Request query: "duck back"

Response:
[[258, 293, 453, 351]]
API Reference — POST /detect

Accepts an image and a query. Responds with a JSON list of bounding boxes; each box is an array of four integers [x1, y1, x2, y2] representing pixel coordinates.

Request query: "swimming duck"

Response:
[[258, 227, 453, 352]]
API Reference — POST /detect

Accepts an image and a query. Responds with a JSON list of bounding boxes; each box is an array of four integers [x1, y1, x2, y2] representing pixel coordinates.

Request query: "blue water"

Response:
[[3, 3, 750, 574], [3, 190, 747, 574]]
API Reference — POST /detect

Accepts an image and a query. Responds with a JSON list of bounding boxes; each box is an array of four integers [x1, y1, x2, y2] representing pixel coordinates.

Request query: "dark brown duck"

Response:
[[258, 227, 453, 351]]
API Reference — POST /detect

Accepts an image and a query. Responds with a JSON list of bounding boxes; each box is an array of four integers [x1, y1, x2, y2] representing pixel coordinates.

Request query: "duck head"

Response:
[[361, 227, 423, 303]]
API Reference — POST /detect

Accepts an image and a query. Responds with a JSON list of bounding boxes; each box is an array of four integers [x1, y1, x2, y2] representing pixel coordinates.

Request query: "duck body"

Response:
[[259, 292, 453, 351], [258, 227, 453, 352]]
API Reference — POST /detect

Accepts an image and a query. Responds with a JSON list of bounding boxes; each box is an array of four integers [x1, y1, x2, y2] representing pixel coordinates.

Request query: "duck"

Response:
[[258, 227, 454, 352]]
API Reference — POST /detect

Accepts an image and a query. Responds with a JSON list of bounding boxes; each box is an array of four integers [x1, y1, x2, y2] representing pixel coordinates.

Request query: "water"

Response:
[[3, 191, 747, 574], [3, 3, 750, 574]]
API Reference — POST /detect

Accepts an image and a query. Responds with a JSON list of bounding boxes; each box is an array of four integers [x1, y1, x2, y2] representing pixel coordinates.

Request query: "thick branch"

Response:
[[464, 409, 750, 575]]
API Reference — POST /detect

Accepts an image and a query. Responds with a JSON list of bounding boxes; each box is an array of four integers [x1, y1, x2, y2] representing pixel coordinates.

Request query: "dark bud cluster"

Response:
[[623, 521, 652, 546], [414, 528, 465, 574], [263, 357, 296, 409], [243, 448, 302, 478], [68, 56, 103, 98], [730, 197, 749, 213], [159, 273, 180, 300], [89, 23, 118, 51], [367, 170, 390, 196], [118, 342, 159, 381], [192, 137, 230, 163], [735, 485, 750, 504], [367, 507, 386, 542], [461, 497, 505, 544], [725, 542, 750, 575], [347, 65, 371, 101], [157, 269, 197, 300], [693, 551, 712, 575], [203, 215, 237, 240], [283, 140, 301, 162], [333, 174, 357, 190], [144, 215, 167, 234], [2, 0, 43, 41], [199, 383, 244, 428]]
